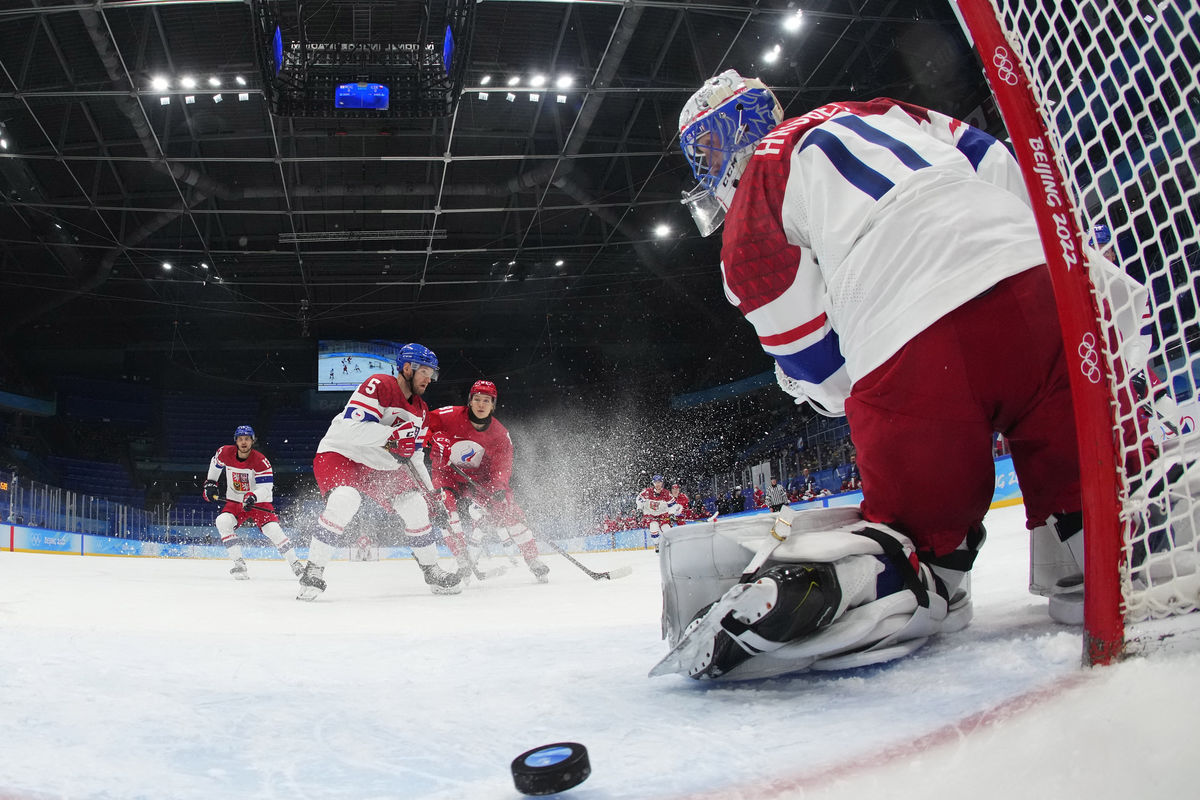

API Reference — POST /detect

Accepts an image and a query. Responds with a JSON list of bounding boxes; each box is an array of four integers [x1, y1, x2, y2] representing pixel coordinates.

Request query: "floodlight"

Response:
[[506, 76, 520, 86], [162, 262, 173, 270], [555, 75, 572, 89], [208, 77, 221, 87], [151, 76, 169, 91], [180, 76, 196, 89], [783, 11, 804, 32], [235, 75, 247, 86], [480, 75, 492, 85], [654, 224, 671, 238], [530, 74, 546, 87]]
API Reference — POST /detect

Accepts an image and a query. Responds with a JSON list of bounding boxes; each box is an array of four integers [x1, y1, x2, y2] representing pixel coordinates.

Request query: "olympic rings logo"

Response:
[[1078, 332, 1102, 384], [993, 47, 1020, 86]]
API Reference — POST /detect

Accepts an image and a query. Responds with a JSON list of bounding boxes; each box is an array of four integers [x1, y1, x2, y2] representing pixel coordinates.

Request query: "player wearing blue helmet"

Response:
[[203, 425, 304, 580], [303, 341, 462, 600]]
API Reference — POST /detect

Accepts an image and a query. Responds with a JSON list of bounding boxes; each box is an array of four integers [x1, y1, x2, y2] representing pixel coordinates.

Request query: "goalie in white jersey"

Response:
[[652, 70, 1085, 680]]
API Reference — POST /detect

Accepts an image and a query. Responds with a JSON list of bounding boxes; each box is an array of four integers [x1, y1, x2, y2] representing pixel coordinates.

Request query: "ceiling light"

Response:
[[238, 92, 250, 102], [200, 263, 209, 269], [506, 75, 520, 87], [529, 93, 540, 102], [556, 94, 567, 104], [184, 95, 195, 104], [505, 92, 516, 102], [212, 93, 223, 103], [478, 92, 489, 100], [208, 77, 221, 87], [162, 262, 173, 271], [159, 96, 170, 106], [180, 76, 196, 89], [235, 75, 246, 86], [783, 10, 804, 32], [654, 224, 671, 238], [530, 74, 546, 87], [0, 138, 8, 149], [151, 76, 169, 91], [763, 44, 782, 63], [555, 75, 572, 89], [555, 259, 564, 268], [480, 74, 492, 85]]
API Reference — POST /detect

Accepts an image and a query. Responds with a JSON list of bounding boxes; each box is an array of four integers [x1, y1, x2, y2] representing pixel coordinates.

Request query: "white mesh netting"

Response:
[[985, 0, 1199, 621]]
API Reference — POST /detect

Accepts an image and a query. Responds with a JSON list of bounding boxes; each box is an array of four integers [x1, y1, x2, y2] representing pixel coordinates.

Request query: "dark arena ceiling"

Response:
[[0, 0, 994, 406]]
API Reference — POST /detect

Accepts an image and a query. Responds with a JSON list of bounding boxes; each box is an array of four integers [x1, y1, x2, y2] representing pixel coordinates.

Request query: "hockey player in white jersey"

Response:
[[202, 425, 304, 579], [300, 343, 461, 600], [653, 70, 1084, 679]]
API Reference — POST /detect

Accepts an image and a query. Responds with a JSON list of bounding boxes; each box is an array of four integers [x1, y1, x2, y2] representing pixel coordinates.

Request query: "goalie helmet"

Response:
[[397, 342, 439, 380], [678, 69, 783, 237], [1091, 223, 1112, 247]]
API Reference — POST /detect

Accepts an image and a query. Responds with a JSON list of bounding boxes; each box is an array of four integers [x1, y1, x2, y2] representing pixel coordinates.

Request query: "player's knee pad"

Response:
[[317, 486, 361, 545], [215, 512, 238, 539], [391, 490, 430, 531]]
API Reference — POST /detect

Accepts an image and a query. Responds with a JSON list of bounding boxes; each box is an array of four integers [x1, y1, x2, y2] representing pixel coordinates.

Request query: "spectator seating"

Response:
[[162, 394, 260, 464], [46, 455, 144, 507]]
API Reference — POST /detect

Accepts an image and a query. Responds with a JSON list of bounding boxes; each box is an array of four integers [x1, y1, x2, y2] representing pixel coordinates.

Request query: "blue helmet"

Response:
[[652, 474, 665, 484], [398, 342, 439, 380], [1091, 224, 1112, 247], [234, 425, 255, 440]]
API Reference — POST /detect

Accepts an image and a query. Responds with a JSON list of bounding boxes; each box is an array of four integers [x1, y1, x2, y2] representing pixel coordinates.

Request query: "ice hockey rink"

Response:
[[2, 503, 1198, 800]]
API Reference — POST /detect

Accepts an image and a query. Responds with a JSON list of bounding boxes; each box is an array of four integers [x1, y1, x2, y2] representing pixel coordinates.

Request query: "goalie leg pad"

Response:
[[653, 506, 961, 681]]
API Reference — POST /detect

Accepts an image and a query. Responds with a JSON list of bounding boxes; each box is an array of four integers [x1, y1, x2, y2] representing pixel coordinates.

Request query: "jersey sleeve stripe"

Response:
[[758, 313, 828, 347], [770, 329, 846, 384], [254, 475, 273, 484], [954, 125, 997, 171], [799, 128, 894, 201], [348, 399, 383, 416]]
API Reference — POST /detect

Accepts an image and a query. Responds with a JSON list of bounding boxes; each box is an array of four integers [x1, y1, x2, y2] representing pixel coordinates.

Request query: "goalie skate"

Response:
[[649, 563, 841, 679]]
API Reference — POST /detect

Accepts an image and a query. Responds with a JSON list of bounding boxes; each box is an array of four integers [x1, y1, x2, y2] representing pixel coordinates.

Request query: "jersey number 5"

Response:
[[363, 377, 381, 395]]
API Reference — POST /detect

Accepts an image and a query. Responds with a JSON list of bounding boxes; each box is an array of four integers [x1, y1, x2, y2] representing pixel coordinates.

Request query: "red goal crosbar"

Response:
[[953, 0, 1125, 665]]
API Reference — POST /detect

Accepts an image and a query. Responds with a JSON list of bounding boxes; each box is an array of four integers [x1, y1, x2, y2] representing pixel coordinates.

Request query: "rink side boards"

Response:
[[1, 457, 1025, 558]]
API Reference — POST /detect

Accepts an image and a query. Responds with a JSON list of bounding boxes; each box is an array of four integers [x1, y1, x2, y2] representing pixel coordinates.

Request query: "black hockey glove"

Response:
[[429, 499, 450, 531], [203, 480, 220, 503], [242, 493, 257, 512]]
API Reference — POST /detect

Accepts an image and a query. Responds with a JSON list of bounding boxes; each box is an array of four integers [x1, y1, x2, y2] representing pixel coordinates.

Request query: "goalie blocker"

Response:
[[651, 506, 974, 680]]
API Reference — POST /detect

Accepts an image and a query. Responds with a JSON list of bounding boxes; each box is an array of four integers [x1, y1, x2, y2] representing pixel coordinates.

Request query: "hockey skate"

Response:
[[296, 563, 327, 601], [421, 563, 464, 595], [650, 562, 841, 680], [526, 556, 550, 584], [230, 558, 250, 580], [290, 559, 307, 578]]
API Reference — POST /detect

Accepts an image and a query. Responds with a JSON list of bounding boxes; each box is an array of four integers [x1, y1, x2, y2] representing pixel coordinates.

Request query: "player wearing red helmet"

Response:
[[421, 380, 549, 583]]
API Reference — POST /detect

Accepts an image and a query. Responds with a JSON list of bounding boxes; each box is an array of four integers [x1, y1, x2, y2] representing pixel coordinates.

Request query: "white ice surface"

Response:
[[1, 504, 1199, 799]]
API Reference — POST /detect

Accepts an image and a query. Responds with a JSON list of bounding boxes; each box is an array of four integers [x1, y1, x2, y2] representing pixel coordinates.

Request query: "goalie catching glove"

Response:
[[650, 506, 972, 681]]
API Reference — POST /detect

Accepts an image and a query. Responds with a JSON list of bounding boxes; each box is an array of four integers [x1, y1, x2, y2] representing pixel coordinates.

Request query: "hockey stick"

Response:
[[450, 463, 632, 581]]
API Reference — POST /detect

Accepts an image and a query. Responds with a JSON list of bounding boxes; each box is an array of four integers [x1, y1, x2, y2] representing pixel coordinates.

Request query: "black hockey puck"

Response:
[[510, 742, 591, 796]]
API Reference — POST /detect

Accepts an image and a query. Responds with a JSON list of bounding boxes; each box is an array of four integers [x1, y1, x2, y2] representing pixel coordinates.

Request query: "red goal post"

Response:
[[953, 0, 1200, 664]]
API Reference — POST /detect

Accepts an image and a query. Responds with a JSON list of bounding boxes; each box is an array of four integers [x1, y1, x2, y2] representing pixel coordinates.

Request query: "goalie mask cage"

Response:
[[953, 1, 1200, 664]]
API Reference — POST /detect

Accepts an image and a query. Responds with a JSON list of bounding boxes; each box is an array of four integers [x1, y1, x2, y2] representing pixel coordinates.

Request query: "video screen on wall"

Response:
[[317, 340, 402, 392]]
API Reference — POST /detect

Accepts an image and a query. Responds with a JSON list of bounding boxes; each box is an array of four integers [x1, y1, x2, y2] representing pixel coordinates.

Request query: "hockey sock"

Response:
[[508, 524, 540, 561], [261, 521, 299, 565], [216, 513, 244, 561]]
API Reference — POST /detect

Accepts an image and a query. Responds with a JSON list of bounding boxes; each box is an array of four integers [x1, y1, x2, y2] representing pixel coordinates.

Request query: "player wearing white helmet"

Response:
[[654, 70, 1087, 680]]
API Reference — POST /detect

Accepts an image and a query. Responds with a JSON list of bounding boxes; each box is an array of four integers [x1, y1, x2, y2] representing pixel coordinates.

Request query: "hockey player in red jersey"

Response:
[[637, 475, 683, 551], [423, 380, 549, 583], [668, 482, 691, 525], [203, 425, 303, 579], [298, 343, 462, 600], [653, 70, 1087, 680]]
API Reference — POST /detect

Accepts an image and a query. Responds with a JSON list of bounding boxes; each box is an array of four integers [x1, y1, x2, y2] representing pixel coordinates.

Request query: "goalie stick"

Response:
[[450, 463, 633, 581]]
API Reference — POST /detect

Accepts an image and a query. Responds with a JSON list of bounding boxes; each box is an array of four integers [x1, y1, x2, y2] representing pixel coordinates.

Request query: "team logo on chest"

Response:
[[231, 472, 251, 493], [450, 440, 484, 468]]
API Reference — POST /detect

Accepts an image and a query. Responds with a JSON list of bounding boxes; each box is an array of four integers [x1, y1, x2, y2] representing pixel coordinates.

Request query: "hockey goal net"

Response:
[[955, 1, 1200, 663], [349, 534, 380, 561]]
